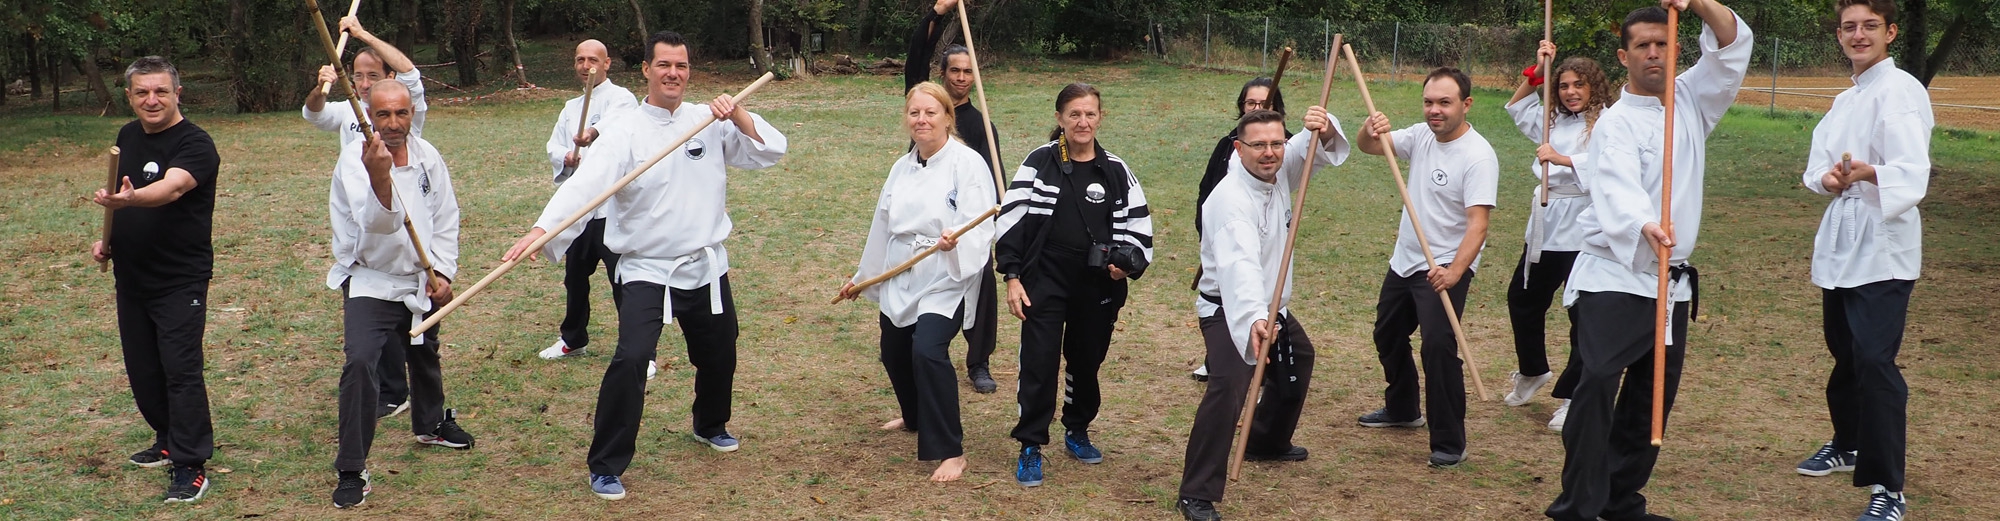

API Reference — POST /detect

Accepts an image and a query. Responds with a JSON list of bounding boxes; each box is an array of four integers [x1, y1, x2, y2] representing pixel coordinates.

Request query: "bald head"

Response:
[[366, 79, 414, 149], [575, 39, 611, 86]]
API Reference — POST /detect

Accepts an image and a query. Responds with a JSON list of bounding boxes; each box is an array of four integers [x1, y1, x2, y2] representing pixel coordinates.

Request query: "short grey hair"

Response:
[[123, 56, 181, 88]]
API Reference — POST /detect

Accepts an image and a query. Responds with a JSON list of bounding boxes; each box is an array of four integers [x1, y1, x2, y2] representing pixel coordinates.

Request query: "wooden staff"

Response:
[[1342, 43, 1490, 401], [307, 0, 436, 284], [832, 207, 1000, 304], [320, 0, 364, 96], [1226, 34, 1340, 482], [1271, 47, 1293, 86], [953, 0, 1007, 205], [1539, 0, 1554, 207], [411, 72, 777, 337], [1650, 7, 1680, 448], [556, 66, 598, 182], [99, 146, 120, 273]]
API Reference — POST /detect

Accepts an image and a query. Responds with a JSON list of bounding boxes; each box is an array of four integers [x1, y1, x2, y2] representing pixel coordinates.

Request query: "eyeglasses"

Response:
[[351, 72, 386, 83], [1839, 22, 1885, 35], [1236, 139, 1285, 152], [1244, 100, 1270, 109]]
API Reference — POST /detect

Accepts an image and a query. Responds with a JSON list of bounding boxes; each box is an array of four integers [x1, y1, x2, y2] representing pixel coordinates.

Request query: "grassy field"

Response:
[[3, 55, 1999, 520]]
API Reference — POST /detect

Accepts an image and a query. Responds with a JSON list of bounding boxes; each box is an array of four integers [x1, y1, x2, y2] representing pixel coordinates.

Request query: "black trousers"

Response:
[[1011, 261, 1123, 447], [1546, 290, 1689, 521], [960, 260, 999, 372], [588, 277, 738, 477], [1507, 249, 1584, 399], [115, 281, 215, 467], [335, 290, 447, 472], [1372, 268, 1473, 456], [881, 312, 965, 461], [1823, 279, 1913, 492], [560, 218, 624, 349], [1179, 310, 1314, 502]]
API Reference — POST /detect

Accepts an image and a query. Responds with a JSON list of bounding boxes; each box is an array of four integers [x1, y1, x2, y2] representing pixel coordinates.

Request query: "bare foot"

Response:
[[879, 417, 906, 431], [929, 455, 968, 482]]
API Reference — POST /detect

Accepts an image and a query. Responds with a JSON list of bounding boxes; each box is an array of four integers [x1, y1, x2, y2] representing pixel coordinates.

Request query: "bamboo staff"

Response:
[[1226, 34, 1340, 482], [307, 0, 437, 288], [1650, 7, 1681, 448], [98, 146, 120, 273], [320, 0, 364, 96], [1342, 43, 1490, 401], [1539, 0, 1554, 207], [832, 207, 1000, 304], [411, 72, 777, 337], [555, 66, 598, 183]]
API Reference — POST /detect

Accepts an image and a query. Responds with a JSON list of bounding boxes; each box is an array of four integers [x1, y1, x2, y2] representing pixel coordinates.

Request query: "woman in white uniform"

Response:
[[838, 81, 996, 482]]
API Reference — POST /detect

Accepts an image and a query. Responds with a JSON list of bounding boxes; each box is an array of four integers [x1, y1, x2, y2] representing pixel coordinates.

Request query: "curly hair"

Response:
[[1553, 56, 1615, 137]]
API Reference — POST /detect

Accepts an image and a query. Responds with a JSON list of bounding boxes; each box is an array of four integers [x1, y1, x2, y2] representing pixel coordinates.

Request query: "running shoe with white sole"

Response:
[[648, 359, 658, 380], [1504, 370, 1554, 406], [130, 447, 170, 468], [693, 432, 740, 452], [1856, 485, 1906, 521], [163, 465, 209, 503], [590, 473, 627, 500], [417, 408, 475, 449], [539, 339, 584, 360], [1797, 442, 1858, 477], [1358, 408, 1426, 428], [1549, 399, 1571, 432], [332, 470, 370, 508]]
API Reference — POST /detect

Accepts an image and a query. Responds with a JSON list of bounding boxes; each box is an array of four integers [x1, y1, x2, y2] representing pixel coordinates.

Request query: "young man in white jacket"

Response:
[[503, 31, 788, 501], [1175, 106, 1348, 521], [1791, 2, 1931, 520]]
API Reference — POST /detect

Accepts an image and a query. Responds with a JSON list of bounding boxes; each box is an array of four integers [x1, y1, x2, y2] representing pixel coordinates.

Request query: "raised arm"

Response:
[[341, 16, 415, 74], [905, 0, 955, 92]]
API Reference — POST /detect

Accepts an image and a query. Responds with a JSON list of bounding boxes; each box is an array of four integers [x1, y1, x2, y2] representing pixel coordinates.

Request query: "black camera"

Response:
[[1086, 242, 1149, 277], [1085, 242, 1114, 270]]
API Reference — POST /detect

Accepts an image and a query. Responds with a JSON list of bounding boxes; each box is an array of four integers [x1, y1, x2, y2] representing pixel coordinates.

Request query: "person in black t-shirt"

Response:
[[906, 0, 1005, 394], [90, 56, 221, 505]]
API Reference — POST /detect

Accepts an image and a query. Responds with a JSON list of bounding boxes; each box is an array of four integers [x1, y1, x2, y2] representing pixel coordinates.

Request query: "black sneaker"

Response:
[[163, 465, 209, 503], [1857, 485, 1906, 521], [1796, 441, 1858, 477], [1176, 497, 1223, 521], [1244, 445, 1309, 462], [968, 366, 998, 394], [1358, 408, 1425, 428], [129, 446, 170, 468], [417, 408, 475, 449], [332, 470, 370, 508], [1429, 450, 1469, 468]]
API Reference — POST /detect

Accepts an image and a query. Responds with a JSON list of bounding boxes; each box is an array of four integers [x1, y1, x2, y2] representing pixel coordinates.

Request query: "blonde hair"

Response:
[[907, 82, 958, 138]]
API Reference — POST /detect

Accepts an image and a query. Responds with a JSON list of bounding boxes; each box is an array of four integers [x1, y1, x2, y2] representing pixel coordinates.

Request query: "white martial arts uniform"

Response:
[[1385, 123, 1501, 277], [304, 68, 429, 149], [1803, 57, 1933, 289], [1195, 128, 1350, 363], [1504, 94, 1596, 263], [1565, 13, 1754, 310], [851, 139, 997, 330], [534, 99, 788, 322], [325, 135, 461, 328], [546, 78, 641, 184]]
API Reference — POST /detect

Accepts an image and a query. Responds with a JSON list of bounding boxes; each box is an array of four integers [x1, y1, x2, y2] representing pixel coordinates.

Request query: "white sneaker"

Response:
[[647, 360, 658, 381], [539, 339, 584, 360], [1504, 371, 1554, 406], [1190, 364, 1209, 382], [1548, 399, 1570, 432]]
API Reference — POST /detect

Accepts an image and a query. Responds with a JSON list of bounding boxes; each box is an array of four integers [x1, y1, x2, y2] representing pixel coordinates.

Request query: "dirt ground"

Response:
[[1736, 75, 2000, 130]]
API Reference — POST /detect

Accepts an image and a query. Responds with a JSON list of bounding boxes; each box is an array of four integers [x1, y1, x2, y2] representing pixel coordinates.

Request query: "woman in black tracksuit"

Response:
[[994, 83, 1154, 487]]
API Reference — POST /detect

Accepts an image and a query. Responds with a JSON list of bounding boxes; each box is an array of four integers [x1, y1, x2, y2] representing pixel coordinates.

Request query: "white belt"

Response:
[[632, 246, 726, 324], [1523, 184, 1588, 281], [345, 264, 431, 345]]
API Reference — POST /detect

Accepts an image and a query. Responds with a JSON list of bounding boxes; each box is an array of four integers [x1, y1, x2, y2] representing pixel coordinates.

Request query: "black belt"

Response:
[[1669, 263, 1699, 321]]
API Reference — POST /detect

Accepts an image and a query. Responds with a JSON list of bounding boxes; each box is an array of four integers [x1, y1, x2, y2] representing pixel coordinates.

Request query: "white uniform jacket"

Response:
[[1802, 57, 1932, 290], [1196, 127, 1350, 364], [850, 139, 998, 330], [326, 135, 462, 336]]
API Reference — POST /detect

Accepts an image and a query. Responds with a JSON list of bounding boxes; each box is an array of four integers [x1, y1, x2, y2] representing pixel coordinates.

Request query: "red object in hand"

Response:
[[1522, 63, 1544, 87]]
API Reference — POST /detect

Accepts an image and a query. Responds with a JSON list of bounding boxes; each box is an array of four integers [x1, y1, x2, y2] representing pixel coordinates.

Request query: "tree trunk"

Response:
[[397, 0, 420, 54], [748, 0, 773, 74], [442, 0, 482, 87], [1901, 0, 1930, 83], [1920, 0, 1996, 85], [72, 51, 123, 117], [24, 35, 41, 99], [500, 0, 528, 87], [51, 51, 61, 112], [629, 0, 649, 45]]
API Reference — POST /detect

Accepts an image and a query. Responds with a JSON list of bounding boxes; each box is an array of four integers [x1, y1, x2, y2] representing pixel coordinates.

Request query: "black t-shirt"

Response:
[[1046, 158, 1116, 255], [111, 118, 220, 298]]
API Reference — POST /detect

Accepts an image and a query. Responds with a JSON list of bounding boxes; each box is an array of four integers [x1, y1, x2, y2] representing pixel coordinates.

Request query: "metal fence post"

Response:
[[1204, 15, 1211, 69], [1770, 36, 1780, 115], [1392, 21, 1402, 84], [1263, 16, 1270, 72], [1323, 19, 1330, 65]]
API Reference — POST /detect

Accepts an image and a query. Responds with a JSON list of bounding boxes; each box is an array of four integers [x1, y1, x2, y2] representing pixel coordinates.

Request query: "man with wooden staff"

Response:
[[326, 79, 474, 509], [1544, 1, 1749, 519], [303, 14, 428, 419], [906, 0, 1004, 394], [537, 39, 651, 381], [1791, 1, 1930, 520], [1174, 105, 1348, 521], [501, 31, 788, 501], [91, 55, 221, 504], [1354, 67, 1498, 469]]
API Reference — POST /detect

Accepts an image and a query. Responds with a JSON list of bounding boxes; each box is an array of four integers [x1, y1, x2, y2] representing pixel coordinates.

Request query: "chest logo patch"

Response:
[[142, 161, 162, 182], [418, 165, 433, 195], [946, 188, 959, 211], [1431, 169, 1450, 186], [685, 138, 707, 160], [1084, 182, 1107, 204]]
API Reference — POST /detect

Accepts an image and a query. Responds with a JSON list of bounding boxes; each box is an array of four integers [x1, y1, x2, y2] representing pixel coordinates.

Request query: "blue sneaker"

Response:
[[589, 473, 626, 501], [1857, 485, 1906, 521], [693, 432, 740, 452], [1064, 430, 1104, 464], [1797, 441, 1858, 477], [1015, 445, 1044, 487]]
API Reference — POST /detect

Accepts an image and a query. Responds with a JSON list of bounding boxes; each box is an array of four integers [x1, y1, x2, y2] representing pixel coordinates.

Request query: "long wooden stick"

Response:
[[99, 146, 120, 273], [556, 67, 598, 182], [953, 0, 1006, 204], [833, 206, 1000, 304], [320, 0, 364, 95], [411, 72, 777, 337], [1271, 47, 1293, 86], [308, 0, 435, 278], [1651, 7, 1681, 448], [1227, 34, 1340, 482], [1539, 0, 1554, 207], [1343, 43, 1490, 401]]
